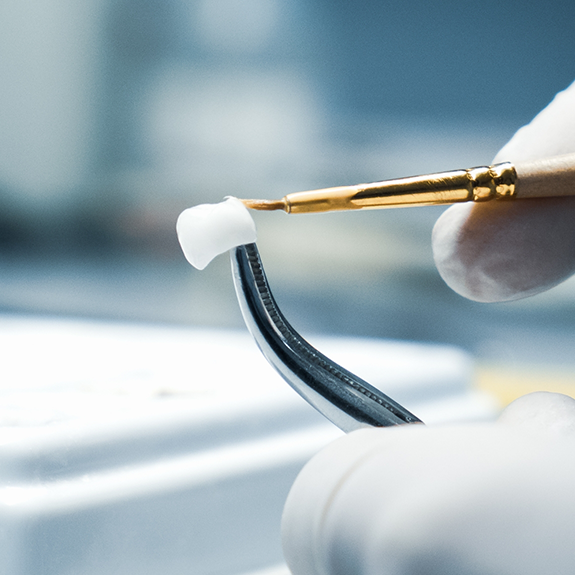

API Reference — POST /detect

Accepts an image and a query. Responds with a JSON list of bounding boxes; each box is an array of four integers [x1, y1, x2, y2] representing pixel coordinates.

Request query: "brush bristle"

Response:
[[241, 198, 286, 211]]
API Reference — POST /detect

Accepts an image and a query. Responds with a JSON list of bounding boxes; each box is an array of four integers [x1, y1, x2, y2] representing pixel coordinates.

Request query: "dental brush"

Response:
[[240, 153, 575, 214]]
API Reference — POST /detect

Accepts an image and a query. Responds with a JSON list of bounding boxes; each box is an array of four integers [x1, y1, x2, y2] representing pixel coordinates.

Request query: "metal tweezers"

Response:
[[231, 243, 422, 432]]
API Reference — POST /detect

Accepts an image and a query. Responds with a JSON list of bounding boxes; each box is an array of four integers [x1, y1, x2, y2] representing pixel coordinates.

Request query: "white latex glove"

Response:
[[433, 80, 575, 302], [282, 392, 575, 575]]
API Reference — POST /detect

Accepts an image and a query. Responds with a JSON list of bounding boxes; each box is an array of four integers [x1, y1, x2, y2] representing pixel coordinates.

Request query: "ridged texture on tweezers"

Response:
[[231, 243, 422, 432]]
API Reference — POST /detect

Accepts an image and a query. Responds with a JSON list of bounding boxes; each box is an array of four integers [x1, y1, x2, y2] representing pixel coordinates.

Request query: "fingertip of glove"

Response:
[[281, 428, 397, 575], [431, 203, 509, 303], [432, 199, 575, 303]]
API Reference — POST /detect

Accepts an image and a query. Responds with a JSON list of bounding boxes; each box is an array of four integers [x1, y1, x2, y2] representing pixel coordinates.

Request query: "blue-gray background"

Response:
[[1, 0, 575, 368]]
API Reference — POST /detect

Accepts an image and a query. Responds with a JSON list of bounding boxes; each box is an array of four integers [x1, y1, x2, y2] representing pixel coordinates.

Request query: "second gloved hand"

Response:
[[282, 392, 575, 575]]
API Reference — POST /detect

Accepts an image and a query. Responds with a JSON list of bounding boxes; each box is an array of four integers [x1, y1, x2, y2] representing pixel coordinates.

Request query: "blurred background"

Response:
[[1, 0, 575, 389], [1, 2, 575, 573]]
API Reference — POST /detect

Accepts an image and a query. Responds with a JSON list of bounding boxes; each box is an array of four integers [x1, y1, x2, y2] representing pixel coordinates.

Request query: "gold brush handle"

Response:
[[284, 162, 517, 214], [241, 152, 575, 214]]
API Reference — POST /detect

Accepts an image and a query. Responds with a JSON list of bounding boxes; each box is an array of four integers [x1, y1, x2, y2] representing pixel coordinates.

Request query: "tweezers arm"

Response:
[[231, 243, 422, 432]]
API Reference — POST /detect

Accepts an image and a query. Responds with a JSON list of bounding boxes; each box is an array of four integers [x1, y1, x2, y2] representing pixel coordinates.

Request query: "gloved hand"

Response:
[[281, 84, 575, 575], [282, 392, 575, 575], [433, 80, 575, 302]]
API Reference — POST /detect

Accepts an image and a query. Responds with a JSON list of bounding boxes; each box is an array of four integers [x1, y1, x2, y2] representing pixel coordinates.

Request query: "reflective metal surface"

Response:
[[231, 243, 422, 432], [241, 161, 517, 214]]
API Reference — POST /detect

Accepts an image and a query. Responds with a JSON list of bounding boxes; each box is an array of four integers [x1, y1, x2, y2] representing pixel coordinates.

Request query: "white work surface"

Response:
[[0, 315, 496, 575]]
